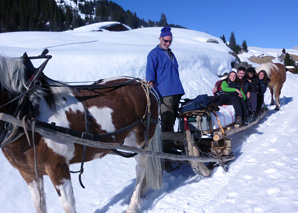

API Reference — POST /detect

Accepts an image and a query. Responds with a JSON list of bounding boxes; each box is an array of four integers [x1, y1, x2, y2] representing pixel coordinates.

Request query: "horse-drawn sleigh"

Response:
[[0, 50, 282, 212]]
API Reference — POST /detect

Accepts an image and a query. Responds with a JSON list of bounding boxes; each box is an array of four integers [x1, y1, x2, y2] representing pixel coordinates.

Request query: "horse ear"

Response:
[[22, 52, 37, 80]]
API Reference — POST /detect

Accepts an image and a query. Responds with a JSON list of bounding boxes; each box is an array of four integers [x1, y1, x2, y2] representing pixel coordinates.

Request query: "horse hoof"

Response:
[[126, 209, 140, 213], [275, 106, 280, 111]]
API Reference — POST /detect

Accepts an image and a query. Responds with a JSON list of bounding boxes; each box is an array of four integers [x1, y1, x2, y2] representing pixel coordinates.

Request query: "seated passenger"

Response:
[[236, 67, 250, 120], [246, 67, 259, 122], [212, 79, 224, 100], [257, 70, 270, 114], [216, 71, 246, 126]]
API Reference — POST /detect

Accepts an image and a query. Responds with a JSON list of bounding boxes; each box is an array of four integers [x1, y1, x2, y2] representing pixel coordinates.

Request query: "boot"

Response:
[[244, 112, 256, 126], [235, 116, 243, 126], [251, 112, 257, 121]]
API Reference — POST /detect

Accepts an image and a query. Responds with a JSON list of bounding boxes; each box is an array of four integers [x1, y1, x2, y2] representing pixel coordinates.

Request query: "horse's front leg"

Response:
[[19, 170, 47, 213], [127, 153, 148, 213], [46, 163, 76, 213]]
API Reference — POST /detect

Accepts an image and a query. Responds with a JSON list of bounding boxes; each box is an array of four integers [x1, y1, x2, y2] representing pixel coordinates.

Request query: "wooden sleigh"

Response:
[[162, 104, 269, 176]]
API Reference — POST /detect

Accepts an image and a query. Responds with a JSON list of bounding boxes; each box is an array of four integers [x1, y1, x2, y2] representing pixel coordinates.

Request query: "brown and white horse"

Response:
[[256, 62, 286, 110], [0, 55, 162, 212]]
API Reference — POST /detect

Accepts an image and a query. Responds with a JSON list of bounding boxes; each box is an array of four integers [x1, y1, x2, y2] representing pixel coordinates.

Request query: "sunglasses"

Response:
[[162, 38, 172, 43]]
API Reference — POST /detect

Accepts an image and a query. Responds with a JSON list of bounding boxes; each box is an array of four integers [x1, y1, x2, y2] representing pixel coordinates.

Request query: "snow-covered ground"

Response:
[[0, 24, 298, 213]]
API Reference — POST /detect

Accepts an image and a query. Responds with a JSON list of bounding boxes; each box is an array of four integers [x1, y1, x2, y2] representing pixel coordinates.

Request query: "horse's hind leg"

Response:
[[127, 153, 148, 212], [19, 170, 47, 213], [46, 163, 76, 213], [274, 84, 283, 110], [270, 87, 275, 106]]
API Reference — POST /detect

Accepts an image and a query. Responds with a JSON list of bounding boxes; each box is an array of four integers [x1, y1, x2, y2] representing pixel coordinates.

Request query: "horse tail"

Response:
[[144, 123, 163, 191]]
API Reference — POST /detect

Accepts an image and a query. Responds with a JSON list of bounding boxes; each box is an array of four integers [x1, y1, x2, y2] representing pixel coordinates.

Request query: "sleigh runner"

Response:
[[0, 50, 269, 212]]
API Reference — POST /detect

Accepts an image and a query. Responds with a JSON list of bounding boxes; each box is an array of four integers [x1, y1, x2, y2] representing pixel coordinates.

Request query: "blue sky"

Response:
[[112, 0, 298, 49]]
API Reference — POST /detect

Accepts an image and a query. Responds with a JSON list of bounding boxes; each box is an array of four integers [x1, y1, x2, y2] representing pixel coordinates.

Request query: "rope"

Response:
[[140, 80, 152, 148], [141, 80, 151, 115], [212, 112, 225, 135]]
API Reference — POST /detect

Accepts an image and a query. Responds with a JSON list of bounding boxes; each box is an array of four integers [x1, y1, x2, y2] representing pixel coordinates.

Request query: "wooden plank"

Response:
[[225, 110, 269, 137], [0, 113, 234, 163]]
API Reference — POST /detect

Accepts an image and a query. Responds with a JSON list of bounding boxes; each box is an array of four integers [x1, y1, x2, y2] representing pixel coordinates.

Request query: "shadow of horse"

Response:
[[94, 164, 197, 213], [279, 96, 293, 107], [256, 62, 286, 110]]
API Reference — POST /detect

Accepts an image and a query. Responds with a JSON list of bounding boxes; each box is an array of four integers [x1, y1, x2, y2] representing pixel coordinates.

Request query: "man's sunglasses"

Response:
[[162, 38, 172, 43]]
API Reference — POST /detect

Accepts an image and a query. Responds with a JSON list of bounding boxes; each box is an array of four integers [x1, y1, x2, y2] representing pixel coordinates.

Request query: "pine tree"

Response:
[[228, 32, 237, 53], [284, 53, 295, 66], [159, 13, 168, 26], [65, 6, 73, 29], [242, 40, 248, 52], [282, 48, 286, 54], [220, 35, 226, 43], [148, 20, 155, 27]]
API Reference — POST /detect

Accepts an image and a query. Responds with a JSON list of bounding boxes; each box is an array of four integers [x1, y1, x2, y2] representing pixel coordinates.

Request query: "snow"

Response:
[[73, 21, 132, 32], [1, 25, 298, 213]]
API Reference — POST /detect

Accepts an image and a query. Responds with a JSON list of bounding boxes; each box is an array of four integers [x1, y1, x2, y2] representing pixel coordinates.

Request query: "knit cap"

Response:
[[160, 26, 172, 37]]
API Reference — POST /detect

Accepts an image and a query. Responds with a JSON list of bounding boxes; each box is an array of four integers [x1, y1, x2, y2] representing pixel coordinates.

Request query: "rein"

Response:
[[19, 79, 157, 189], [0, 50, 159, 191]]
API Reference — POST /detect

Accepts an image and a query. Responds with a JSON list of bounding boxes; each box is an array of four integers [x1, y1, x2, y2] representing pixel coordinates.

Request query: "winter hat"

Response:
[[160, 26, 172, 37]]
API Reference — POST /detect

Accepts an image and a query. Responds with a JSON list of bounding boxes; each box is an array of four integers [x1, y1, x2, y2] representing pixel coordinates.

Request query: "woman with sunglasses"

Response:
[[146, 26, 184, 133]]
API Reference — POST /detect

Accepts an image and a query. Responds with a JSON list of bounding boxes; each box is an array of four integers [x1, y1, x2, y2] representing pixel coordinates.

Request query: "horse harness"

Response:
[[0, 50, 159, 188]]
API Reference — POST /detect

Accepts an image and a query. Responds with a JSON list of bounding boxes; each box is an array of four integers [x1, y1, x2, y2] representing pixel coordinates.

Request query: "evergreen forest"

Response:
[[0, 0, 184, 32]]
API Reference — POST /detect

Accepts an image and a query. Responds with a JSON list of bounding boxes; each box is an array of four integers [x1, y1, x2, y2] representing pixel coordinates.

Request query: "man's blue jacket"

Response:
[[146, 45, 185, 97]]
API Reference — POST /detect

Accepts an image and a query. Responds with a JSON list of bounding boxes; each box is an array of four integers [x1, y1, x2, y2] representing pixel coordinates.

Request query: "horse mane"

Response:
[[0, 55, 27, 94], [256, 62, 281, 78], [0, 55, 45, 107]]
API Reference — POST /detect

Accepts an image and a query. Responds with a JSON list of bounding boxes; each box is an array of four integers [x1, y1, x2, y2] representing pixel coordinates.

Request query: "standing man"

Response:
[[146, 26, 185, 132]]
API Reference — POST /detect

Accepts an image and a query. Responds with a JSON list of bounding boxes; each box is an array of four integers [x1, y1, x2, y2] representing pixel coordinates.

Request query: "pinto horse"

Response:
[[0, 54, 162, 212], [256, 62, 286, 110]]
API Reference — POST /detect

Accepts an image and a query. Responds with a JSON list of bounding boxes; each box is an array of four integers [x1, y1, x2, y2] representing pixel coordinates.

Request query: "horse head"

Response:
[[0, 54, 45, 115]]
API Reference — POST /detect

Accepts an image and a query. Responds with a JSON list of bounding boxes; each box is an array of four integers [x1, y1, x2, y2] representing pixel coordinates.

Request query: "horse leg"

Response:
[[270, 87, 275, 106], [274, 84, 283, 110], [127, 153, 148, 213], [46, 163, 76, 213], [19, 170, 47, 213]]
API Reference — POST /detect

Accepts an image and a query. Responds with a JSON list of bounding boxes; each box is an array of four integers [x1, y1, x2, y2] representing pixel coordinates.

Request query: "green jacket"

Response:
[[221, 81, 246, 101]]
